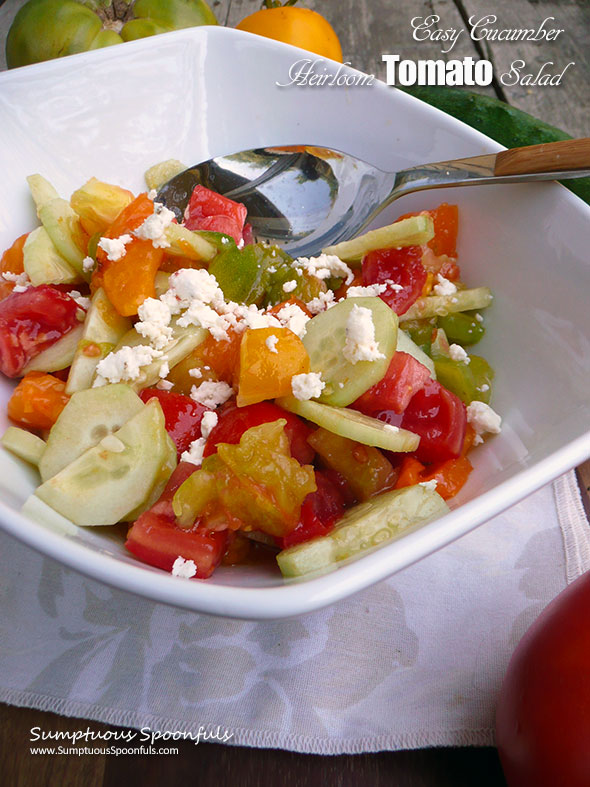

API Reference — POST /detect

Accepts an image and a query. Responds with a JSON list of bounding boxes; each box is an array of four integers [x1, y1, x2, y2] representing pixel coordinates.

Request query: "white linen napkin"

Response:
[[0, 471, 587, 754]]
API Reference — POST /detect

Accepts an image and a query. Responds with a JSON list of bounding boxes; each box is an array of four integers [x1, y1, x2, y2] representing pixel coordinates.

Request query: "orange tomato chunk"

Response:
[[7, 372, 69, 430], [237, 327, 309, 407], [0, 233, 27, 301]]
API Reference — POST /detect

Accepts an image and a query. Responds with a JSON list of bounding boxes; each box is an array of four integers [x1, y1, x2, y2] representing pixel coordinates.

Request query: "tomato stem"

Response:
[[263, 0, 299, 8]]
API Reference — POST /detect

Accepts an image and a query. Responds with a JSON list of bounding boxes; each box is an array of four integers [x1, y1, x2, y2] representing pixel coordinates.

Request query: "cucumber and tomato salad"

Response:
[[0, 168, 499, 579]]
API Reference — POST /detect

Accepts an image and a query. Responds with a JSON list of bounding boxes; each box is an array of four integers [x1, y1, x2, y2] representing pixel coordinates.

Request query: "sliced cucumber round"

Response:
[[277, 484, 449, 577], [277, 396, 419, 453], [39, 383, 144, 482], [35, 399, 176, 526], [302, 297, 397, 406]]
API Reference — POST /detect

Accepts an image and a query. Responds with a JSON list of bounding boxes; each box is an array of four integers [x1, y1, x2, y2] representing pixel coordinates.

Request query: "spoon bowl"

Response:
[[157, 140, 590, 257]]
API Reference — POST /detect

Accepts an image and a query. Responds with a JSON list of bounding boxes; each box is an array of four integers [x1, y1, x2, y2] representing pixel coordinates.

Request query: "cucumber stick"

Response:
[[323, 215, 434, 262], [23, 226, 80, 286], [400, 287, 492, 322], [35, 399, 176, 526], [302, 297, 397, 407], [1, 427, 46, 466], [277, 484, 449, 577], [40, 384, 144, 481], [277, 396, 419, 453], [144, 159, 187, 192], [22, 323, 84, 374], [27, 174, 89, 279], [66, 288, 132, 395]]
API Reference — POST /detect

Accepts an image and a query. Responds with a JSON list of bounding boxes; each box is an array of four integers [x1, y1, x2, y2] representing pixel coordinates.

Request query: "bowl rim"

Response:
[[1, 25, 590, 619]]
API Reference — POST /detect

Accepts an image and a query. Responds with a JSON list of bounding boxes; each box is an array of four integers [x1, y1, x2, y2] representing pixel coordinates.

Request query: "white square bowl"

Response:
[[1, 26, 589, 619]]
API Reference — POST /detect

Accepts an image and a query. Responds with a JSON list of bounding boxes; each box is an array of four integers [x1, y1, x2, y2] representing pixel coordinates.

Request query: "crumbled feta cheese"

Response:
[[156, 379, 174, 391], [265, 334, 279, 353], [180, 437, 206, 467], [346, 283, 388, 298], [135, 298, 173, 349], [93, 345, 162, 385], [147, 189, 158, 200], [282, 280, 297, 293], [419, 479, 438, 491], [449, 344, 470, 364], [190, 380, 233, 409], [237, 239, 245, 250], [67, 290, 91, 310], [466, 401, 502, 445], [433, 274, 457, 296], [162, 268, 225, 313], [306, 289, 335, 315], [477, 383, 490, 393], [134, 202, 176, 248], [267, 266, 277, 274], [171, 556, 197, 578], [295, 253, 354, 284], [274, 303, 310, 337], [99, 434, 126, 453], [188, 367, 203, 379], [82, 256, 95, 273], [97, 234, 133, 261], [200, 410, 218, 439], [158, 360, 170, 378], [475, 313, 483, 323], [342, 305, 385, 364], [291, 372, 325, 401], [2, 271, 31, 291]]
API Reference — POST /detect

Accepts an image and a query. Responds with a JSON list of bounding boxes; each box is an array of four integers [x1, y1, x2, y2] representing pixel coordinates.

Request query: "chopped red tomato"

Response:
[[276, 470, 346, 548], [362, 246, 427, 315], [184, 186, 247, 245], [353, 352, 432, 415], [125, 462, 228, 579], [401, 380, 467, 464], [203, 401, 315, 465], [242, 223, 254, 246], [139, 388, 209, 459], [398, 204, 459, 258], [0, 285, 80, 377]]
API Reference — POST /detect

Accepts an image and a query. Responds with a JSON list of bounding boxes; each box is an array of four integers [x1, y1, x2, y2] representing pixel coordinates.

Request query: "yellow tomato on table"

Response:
[[236, 2, 343, 62]]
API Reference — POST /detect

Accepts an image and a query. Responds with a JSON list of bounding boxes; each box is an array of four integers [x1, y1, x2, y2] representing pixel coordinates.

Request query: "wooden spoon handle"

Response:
[[495, 138, 590, 176]]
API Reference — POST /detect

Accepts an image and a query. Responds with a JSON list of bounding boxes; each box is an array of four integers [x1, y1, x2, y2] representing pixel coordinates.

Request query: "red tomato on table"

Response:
[[362, 246, 427, 315], [139, 388, 209, 459], [401, 380, 466, 464], [125, 462, 228, 579], [203, 401, 315, 465], [496, 570, 590, 787], [0, 285, 80, 377], [353, 352, 432, 415]]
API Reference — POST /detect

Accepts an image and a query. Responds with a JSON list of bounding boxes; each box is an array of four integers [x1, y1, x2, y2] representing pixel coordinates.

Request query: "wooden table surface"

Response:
[[1, 0, 589, 784]]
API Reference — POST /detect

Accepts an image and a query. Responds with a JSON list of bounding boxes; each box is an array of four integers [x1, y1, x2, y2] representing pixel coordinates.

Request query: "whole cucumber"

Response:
[[401, 87, 590, 206]]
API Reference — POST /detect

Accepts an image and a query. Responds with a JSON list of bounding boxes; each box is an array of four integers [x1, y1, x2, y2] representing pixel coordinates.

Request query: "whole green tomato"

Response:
[[6, 0, 218, 68]]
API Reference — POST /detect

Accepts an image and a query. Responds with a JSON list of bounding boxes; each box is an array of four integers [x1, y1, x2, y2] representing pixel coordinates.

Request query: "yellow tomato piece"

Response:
[[237, 327, 309, 407], [236, 7, 343, 62]]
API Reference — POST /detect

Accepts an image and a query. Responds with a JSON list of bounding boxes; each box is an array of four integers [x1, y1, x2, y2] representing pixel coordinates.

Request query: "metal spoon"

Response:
[[157, 139, 590, 258]]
